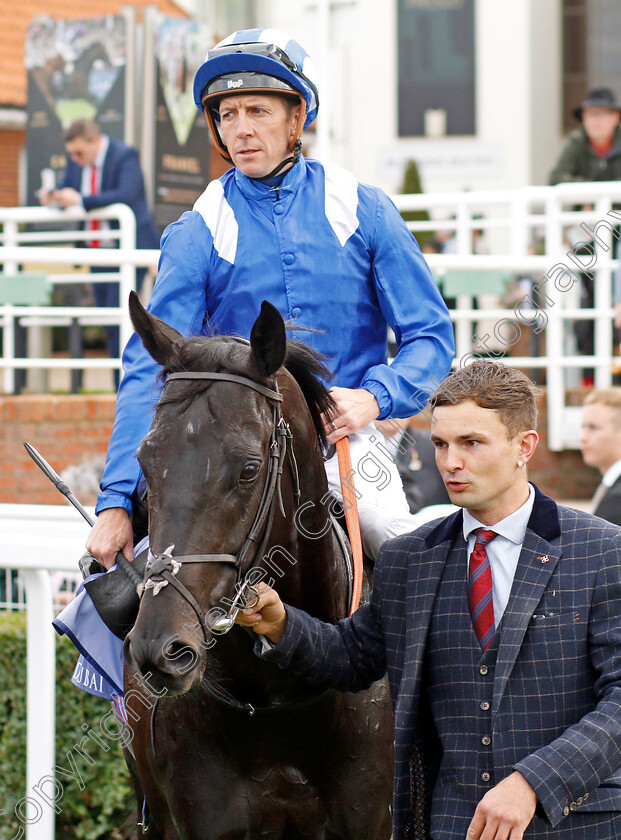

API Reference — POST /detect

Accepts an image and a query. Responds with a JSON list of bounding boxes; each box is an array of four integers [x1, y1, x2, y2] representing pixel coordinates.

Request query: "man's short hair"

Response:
[[429, 360, 539, 438], [64, 119, 101, 144], [584, 387, 621, 421]]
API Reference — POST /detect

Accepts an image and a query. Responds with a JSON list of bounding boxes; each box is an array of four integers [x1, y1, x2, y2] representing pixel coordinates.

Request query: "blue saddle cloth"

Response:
[[53, 536, 149, 702]]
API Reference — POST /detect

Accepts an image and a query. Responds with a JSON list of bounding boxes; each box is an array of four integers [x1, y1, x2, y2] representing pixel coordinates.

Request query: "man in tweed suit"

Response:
[[239, 361, 621, 840]]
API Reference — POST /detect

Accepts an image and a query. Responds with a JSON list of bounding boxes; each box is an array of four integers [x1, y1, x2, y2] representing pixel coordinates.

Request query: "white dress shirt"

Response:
[[463, 483, 536, 625], [80, 134, 109, 198], [601, 458, 621, 489]]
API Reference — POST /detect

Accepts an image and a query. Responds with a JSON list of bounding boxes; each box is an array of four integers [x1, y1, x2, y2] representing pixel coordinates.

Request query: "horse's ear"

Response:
[[128, 291, 184, 368], [249, 300, 286, 378]]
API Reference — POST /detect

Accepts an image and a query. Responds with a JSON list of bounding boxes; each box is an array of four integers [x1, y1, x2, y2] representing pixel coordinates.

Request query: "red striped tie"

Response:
[[468, 528, 498, 650], [88, 164, 99, 247]]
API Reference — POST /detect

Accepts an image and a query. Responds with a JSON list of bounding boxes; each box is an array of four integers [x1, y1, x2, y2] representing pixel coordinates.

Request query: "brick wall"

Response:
[[0, 395, 115, 506], [0, 128, 23, 207], [0, 391, 601, 508]]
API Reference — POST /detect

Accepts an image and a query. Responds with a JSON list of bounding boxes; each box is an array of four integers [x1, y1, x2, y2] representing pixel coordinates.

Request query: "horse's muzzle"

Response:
[[124, 626, 203, 697]]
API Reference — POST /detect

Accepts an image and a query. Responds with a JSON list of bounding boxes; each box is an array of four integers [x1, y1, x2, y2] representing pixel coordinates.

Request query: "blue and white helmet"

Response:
[[193, 28, 319, 163]]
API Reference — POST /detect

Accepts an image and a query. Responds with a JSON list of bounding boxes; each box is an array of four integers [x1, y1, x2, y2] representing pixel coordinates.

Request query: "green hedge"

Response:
[[0, 612, 135, 840]]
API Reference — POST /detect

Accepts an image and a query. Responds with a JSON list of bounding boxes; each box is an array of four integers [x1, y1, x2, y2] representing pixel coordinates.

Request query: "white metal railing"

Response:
[[0, 504, 92, 840], [0, 204, 159, 393], [393, 181, 621, 450], [2, 185, 621, 448]]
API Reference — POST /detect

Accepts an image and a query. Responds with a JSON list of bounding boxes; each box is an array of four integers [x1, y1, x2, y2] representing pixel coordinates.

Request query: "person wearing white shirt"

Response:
[[462, 482, 536, 623], [581, 387, 621, 526]]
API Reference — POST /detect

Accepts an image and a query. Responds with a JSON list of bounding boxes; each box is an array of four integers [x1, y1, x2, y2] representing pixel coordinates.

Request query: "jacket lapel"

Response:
[[399, 512, 463, 722], [492, 488, 562, 713]]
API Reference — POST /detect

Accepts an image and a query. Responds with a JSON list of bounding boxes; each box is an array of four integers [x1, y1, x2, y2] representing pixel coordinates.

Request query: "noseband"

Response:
[[140, 370, 301, 642]]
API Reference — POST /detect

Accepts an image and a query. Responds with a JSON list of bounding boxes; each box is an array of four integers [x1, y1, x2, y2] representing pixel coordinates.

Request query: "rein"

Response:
[[140, 368, 348, 716], [141, 370, 297, 642]]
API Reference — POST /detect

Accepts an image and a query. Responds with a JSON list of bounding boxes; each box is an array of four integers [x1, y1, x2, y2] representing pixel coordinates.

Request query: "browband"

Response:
[[165, 371, 283, 403]]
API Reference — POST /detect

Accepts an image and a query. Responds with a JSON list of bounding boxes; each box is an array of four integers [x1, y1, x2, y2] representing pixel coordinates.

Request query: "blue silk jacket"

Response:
[[96, 156, 454, 514]]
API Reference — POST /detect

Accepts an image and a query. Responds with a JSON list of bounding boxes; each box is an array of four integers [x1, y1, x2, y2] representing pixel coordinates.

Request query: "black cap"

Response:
[[573, 87, 621, 121]]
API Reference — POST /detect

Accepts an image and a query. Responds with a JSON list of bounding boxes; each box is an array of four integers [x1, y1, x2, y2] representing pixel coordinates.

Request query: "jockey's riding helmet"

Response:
[[193, 29, 320, 171]]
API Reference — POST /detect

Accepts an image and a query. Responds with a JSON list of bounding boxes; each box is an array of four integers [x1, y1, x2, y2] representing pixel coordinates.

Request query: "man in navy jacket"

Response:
[[240, 360, 621, 840], [41, 119, 159, 381]]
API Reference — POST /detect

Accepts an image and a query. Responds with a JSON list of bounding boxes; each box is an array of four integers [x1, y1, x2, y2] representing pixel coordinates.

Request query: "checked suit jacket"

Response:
[[60, 136, 160, 251], [260, 486, 621, 839]]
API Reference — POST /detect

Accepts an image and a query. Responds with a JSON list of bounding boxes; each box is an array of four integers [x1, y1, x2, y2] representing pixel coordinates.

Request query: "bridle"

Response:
[[140, 370, 301, 644], [136, 366, 350, 719]]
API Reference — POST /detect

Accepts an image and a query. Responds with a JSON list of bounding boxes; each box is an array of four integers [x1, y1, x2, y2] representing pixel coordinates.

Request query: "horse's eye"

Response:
[[240, 462, 260, 483]]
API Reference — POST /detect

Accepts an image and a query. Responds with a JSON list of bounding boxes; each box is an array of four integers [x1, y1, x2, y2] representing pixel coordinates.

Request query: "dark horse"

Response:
[[123, 292, 394, 840]]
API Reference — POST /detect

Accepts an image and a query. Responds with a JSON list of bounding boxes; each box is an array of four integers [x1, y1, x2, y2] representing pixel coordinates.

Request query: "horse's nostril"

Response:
[[162, 640, 200, 676]]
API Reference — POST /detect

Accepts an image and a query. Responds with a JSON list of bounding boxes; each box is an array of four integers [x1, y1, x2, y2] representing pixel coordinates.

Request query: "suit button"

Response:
[[576, 797, 583, 805], [479, 665, 488, 675], [481, 736, 491, 745], [283, 253, 295, 265], [291, 307, 302, 318], [480, 701, 490, 711], [563, 806, 570, 817], [583, 793, 589, 800], [274, 204, 285, 215], [481, 772, 491, 782], [569, 803, 577, 811]]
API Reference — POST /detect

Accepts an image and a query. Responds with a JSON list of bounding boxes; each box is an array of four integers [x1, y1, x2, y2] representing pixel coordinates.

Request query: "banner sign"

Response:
[[25, 14, 129, 205], [152, 17, 212, 233]]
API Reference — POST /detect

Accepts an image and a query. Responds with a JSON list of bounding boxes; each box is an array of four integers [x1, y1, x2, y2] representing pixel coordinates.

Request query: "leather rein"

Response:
[[140, 371, 299, 640], [141, 369, 345, 716]]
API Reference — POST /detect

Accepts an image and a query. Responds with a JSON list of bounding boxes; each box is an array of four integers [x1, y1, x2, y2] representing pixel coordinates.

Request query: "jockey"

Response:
[[86, 28, 455, 569]]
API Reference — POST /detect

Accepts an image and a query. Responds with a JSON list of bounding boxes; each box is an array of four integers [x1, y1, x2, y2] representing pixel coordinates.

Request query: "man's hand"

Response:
[[86, 507, 134, 570], [466, 771, 537, 840], [235, 584, 287, 644], [323, 387, 380, 443], [51, 188, 81, 208], [38, 189, 54, 206]]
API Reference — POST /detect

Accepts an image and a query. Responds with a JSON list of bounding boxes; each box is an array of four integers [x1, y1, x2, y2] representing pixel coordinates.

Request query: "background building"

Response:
[[2, 0, 620, 205]]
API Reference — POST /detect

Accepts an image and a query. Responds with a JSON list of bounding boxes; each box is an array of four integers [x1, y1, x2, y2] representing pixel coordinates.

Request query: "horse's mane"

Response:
[[156, 334, 336, 448]]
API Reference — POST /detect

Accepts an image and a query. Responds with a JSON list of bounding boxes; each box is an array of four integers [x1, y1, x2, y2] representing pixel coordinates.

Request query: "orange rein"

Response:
[[335, 437, 364, 615]]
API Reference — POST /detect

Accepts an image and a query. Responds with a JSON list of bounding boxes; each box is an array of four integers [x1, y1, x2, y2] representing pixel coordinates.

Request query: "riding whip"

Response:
[[23, 442, 144, 594]]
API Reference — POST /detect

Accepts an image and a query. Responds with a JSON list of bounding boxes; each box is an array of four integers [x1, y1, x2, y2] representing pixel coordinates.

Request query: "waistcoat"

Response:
[[423, 541, 503, 839]]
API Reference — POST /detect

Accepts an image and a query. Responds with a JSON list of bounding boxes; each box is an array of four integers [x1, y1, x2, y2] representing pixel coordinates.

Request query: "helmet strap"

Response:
[[253, 98, 306, 180], [254, 139, 302, 182]]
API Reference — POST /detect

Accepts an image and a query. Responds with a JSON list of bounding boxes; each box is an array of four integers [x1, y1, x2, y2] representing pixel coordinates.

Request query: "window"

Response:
[[562, 0, 621, 133], [397, 0, 476, 137]]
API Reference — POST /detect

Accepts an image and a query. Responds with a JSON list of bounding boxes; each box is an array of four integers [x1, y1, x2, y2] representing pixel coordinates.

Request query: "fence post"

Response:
[[23, 569, 56, 840]]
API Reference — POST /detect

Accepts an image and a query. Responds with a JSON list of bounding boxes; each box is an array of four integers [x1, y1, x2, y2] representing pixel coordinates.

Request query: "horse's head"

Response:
[[124, 293, 338, 697]]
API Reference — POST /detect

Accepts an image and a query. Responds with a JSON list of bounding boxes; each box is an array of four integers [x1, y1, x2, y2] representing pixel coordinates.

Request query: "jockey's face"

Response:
[[217, 94, 300, 178]]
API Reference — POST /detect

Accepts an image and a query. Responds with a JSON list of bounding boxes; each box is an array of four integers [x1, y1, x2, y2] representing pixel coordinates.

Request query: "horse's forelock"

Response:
[[154, 333, 334, 448]]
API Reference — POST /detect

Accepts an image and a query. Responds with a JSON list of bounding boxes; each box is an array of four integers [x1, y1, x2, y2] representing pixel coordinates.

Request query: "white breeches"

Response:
[[323, 425, 420, 559]]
